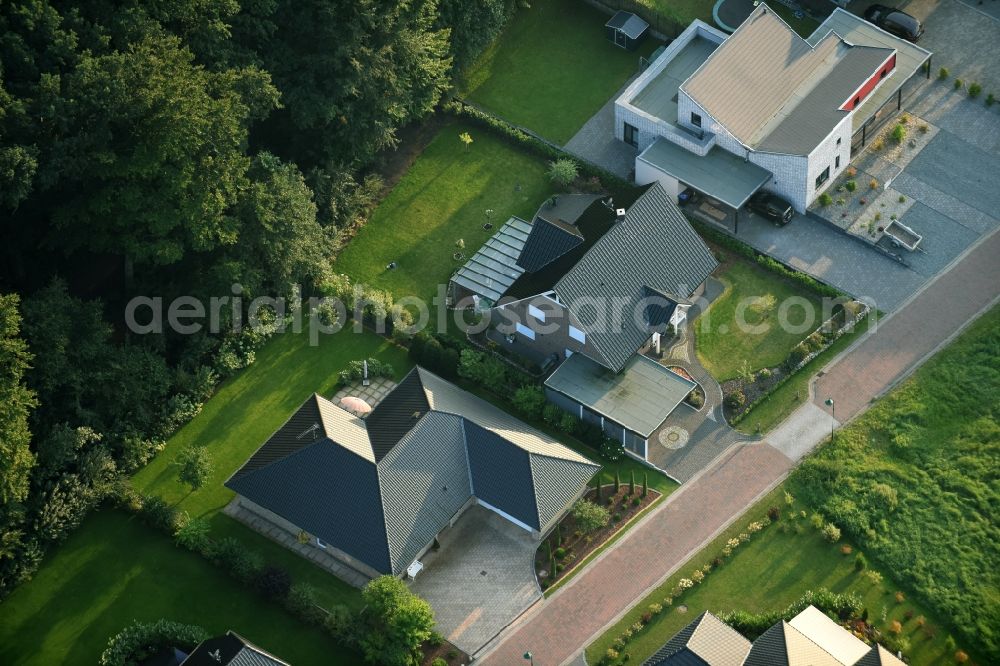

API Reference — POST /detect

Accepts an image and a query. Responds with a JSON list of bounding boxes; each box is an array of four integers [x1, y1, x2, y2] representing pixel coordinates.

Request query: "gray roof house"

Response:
[[645, 606, 905, 666], [225, 367, 598, 580], [615, 6, 931, 214], [488, 183, 717, 464]]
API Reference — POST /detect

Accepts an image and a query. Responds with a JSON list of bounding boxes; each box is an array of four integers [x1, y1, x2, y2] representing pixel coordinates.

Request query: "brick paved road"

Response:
[[477, 442, 794, 665], [815, 229, 1000, 421]]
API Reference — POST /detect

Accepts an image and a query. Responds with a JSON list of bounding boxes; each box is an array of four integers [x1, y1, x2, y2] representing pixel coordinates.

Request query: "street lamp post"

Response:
[[824, 398, 835, 438], [523, 651, 534, 666]]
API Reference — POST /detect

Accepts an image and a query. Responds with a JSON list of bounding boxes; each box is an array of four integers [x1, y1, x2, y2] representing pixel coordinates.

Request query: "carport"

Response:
[[635, 137, 772, 233], [544, 353, 696, 460]]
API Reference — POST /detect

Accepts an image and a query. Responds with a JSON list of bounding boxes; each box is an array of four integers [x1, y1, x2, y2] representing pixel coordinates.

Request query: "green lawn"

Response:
[[586, 487, 967, 666], [334, 119, 551, 301], [0, 511, 351, 666], [461, 0, 658, 143], [736, 313, 875, 434], [694, 253, 824, 381], [793, 306, 1000, 661]]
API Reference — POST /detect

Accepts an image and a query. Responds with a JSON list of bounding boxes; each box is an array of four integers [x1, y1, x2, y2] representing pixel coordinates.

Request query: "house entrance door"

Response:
[[615, 30, 627, 48]]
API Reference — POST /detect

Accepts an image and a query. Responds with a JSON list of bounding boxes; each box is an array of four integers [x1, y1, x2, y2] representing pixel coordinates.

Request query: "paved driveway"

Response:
[[409, 506, 540, 656], [900, 0, 1000, 92]]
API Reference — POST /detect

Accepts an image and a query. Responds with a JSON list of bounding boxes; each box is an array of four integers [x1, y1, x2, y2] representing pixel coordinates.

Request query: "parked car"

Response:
[[747, 192, 793, 226], [863, 4, 924, 42]]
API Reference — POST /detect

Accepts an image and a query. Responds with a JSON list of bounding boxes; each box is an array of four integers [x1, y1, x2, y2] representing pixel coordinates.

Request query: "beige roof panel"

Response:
[[789, 605, 871, 665]]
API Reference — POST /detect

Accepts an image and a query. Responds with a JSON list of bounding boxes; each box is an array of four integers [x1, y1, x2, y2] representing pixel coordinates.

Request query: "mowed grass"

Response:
[[334, 119, 550, 301], [134, 327, 411, 514], [0, 511, 349, 666], [585, 488, 967, 666], [695, 253, 824, 381], [461, 0, 658, 143]]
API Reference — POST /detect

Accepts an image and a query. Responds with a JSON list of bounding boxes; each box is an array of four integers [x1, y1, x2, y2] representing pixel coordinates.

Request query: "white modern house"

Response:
[[615, 7, 931, 214]]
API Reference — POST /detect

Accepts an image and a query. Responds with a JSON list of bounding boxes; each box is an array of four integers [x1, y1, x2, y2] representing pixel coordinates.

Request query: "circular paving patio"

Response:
[[658, 426, 690, 450]]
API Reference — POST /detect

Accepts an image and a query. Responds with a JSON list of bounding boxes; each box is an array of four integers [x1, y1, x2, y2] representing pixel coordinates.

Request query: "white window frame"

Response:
[[528, 304, 546, 322], [568, 325, 586, 344], [316, 537, 327, 549], [515, 322, 536, 340]]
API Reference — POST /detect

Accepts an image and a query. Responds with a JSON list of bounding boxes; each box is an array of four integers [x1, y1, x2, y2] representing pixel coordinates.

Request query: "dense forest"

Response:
[[0, 0, 516, 597]]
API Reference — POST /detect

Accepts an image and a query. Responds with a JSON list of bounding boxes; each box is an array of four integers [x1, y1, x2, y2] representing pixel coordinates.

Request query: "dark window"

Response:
[[815, 167, 830, 189], [880, 68, 888, 79], [835, 155, 841, 169], [690, 112, 702, 128], [836, 137, 842, 146], [623, 122, 638, 147], [854, 95, 861, 107]]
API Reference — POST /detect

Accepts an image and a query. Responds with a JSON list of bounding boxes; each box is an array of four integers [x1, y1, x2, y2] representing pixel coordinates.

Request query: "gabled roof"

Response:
[[788, 605, 870, 665], [644, 611, 751, 666], [226, 368, 597, 575], [681, 5, 893, 154], [553, 182, 718, 372], [607, 10, 649, 39], [853, 645, 906, 666], [182, 631, 290, 666], [743, 621, 843, 666], [517, 217, 584, 273]]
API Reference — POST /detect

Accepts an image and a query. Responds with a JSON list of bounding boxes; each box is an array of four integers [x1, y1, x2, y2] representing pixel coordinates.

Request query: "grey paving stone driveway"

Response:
[[903, 0, 1000, 92], [409, 505, 540, 656], [564, 75, 639, 177]]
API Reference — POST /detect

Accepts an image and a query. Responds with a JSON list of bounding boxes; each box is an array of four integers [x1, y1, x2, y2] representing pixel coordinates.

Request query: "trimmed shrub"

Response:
[[100, 619, 209, 666], [601, 437, 625, 463], [687, 389, 704, 408], [139, 495, 181, 534], [572, 499, 611, 534], [954, 78, 963, 90], [845, 180, 857, 192], [767, 506, 781, 521], [286, 582, 327, 625], [548, 158, 579, 188], [822, 523, 841, 542], [255, 565, 292, 600], [818, 192, 833, 206], [968, 82, 982, 98], [554, 547, 566, 560], [855, 552, 868, 571], [511, 384, 546, 419], [173, 516, 211, 553], [719, 589, 863, 640], [891, 124, 906, 144], [724, 390, 746, 409], [938, 66, 949, 79], [432, 659, 448, 666], [987, 92, 995, 107]]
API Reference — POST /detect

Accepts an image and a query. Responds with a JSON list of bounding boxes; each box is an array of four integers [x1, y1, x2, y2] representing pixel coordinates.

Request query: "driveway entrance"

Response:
[[409, 505, 541, 656]]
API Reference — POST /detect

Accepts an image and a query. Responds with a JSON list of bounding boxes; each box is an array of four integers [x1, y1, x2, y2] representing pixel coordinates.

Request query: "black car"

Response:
[[748, 192, 793, 226], [864, 4, 924, 42]]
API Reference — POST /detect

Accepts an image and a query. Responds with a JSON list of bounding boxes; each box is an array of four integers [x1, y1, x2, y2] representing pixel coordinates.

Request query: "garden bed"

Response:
[[420, 638, 470, 666], [536, 483, 661, 589], [722, 300, 868, 424]]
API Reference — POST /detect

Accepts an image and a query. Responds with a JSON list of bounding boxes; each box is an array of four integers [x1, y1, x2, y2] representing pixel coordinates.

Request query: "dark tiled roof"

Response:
[[227, 368, 598, 575], [229, 397, 326, 482], [554, 183, 718, 372], [182, 631, 290, 666], [225, 431, 392, 574], [465, 420, 539, 529], [644, 612, 751, 666], [365, 369, 430, 461], [853, 645, 906, 666], [517, 217, 584, 273]]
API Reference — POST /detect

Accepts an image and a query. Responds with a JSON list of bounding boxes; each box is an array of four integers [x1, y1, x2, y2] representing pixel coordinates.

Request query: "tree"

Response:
[[512, 385, 546, 419], [571, 499, 610, 534], [614, 470, 621, 494], [0, 294, 36, 553], [459, 132, 473, 151], [175, 446, 213, 492], [358, 576, 435, 666], [594, 474, 602, 501], [437, 0, 514, 68], [642, 472, 648, 498], [547, 158, 579, 188], [629, 470, 635, 495]]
